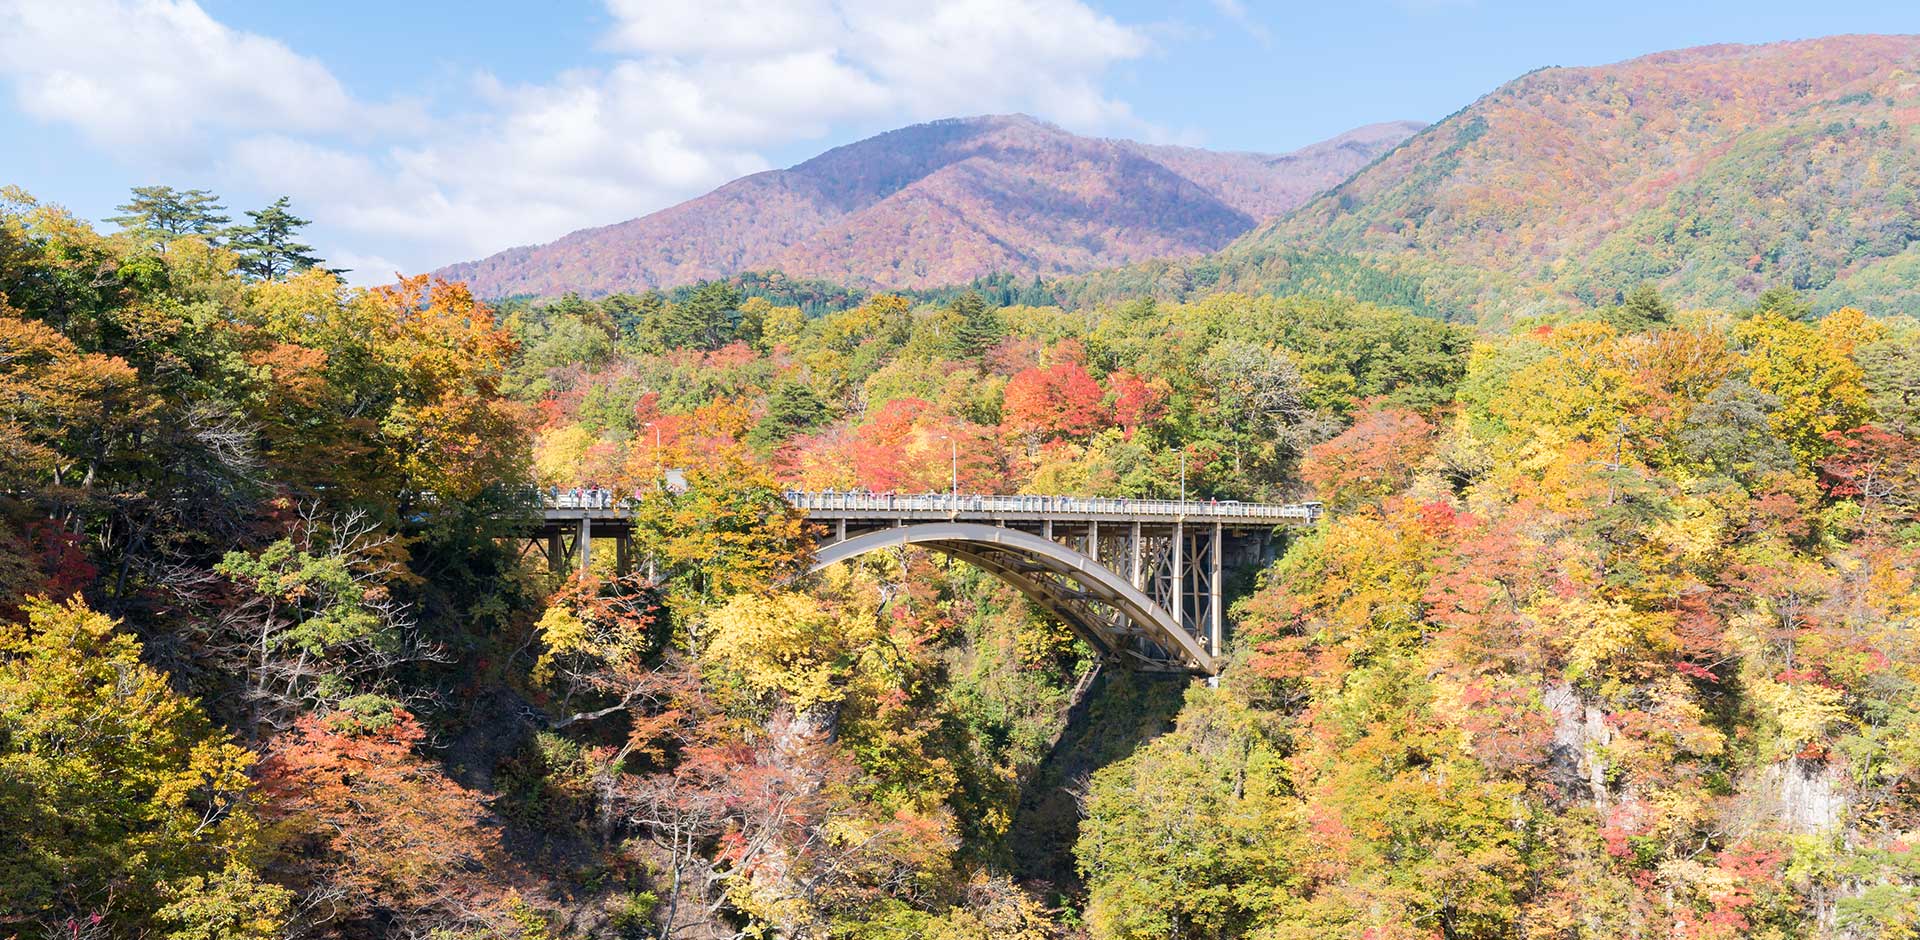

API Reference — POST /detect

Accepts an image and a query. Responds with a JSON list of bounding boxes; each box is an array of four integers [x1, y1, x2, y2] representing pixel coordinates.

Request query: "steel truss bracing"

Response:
[[811, 520, 1283, 675], [527, 513, 635, 578]]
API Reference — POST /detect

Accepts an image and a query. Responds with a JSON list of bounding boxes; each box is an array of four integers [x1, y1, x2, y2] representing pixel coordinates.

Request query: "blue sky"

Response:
[[1, 0, 1915, 281]]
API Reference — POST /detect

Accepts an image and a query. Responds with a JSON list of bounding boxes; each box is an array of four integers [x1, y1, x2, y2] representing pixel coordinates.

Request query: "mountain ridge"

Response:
[[433, 115, 1424, 298], [1211, 34, 1920, 319]]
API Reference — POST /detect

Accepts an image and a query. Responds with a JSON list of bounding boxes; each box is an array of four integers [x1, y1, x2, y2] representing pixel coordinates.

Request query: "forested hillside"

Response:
[[432, 116, 1421, 298], [1083, 35, 1920, 323], [6, 175, 1920, 940]]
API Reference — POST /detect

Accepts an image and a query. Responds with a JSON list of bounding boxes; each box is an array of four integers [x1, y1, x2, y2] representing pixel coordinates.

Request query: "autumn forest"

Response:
[[7, 29, 1920, 940]]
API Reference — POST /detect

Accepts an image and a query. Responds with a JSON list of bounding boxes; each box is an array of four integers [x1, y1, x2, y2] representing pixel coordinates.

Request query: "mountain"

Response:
[[433, 115, 1423, 298], [1202, 35, 1920, 320]]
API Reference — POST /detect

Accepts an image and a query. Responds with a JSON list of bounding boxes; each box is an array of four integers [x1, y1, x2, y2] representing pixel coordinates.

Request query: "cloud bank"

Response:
[[0, 0, 1154, 279]]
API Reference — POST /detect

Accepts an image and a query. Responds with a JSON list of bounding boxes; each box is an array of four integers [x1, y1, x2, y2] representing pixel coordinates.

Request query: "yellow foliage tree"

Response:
[[704, 592, 880, 711]]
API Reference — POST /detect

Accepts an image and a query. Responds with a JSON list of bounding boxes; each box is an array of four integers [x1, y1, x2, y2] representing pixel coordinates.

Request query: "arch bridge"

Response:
[[532, 491, 1320, 675]]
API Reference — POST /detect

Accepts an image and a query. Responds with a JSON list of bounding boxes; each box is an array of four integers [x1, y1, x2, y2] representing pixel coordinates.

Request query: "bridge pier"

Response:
[[528, 503, 636, 579], [1211, 521, 1223, 659], [1129, 521, 1143, 589], [1171, 520, 1183, 648]]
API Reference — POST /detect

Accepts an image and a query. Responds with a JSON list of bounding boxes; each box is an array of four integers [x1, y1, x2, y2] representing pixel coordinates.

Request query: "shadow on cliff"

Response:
[[1005, 668, 1194, 903]]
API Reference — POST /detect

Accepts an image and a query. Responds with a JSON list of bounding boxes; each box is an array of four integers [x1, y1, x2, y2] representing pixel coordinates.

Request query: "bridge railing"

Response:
[[543, 488, 628, 511], [780, 490, 1320, 522], [535, 488, 1320, 523]]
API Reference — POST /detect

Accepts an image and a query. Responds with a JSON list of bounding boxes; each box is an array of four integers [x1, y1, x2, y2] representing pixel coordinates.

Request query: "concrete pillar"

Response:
[[1129, 521, 1143, 589], [577, 516, 592, 576], [836, 518, 847, 542], [546, 532, 563, 573], [1043, 518, 1053, 541], [1087, 519, 1099, 561]]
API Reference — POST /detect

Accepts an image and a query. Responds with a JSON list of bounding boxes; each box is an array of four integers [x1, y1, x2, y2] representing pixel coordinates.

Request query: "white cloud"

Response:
[[0, 0, 1156, 280], [1209, 0, 1272, 47], [0, 0, 373, 153], [601, 0, 843, 58]]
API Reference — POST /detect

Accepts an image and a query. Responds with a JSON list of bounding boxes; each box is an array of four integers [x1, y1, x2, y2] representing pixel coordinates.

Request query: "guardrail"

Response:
[[535, 488, 1320, 523], [545, 489, 626, 510], [781, 490, 1319, 522]]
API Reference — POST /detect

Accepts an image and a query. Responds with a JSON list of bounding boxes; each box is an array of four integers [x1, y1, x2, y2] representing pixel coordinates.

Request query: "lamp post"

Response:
[[1179, 450, 1187, 503], [645, 422, 661, 490], [950, 436, 959, 501]]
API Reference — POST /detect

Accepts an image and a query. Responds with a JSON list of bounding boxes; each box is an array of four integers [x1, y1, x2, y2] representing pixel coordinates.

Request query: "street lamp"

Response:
[[645, 422, 661, 490], [1179, 450, 1187, 503]]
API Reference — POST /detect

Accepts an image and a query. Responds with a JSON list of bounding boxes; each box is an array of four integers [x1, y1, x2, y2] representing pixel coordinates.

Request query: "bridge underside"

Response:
[[809, 521, 1277, 674]]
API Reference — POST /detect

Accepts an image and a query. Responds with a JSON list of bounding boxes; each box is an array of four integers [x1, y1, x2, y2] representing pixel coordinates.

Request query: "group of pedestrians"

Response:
[[550, 483, 616, 509]]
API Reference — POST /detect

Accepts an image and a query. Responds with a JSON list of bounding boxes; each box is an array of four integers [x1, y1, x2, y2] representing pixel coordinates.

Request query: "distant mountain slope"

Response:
[[1213, 35, 1920, 319], [433, 115, 1422, 297]]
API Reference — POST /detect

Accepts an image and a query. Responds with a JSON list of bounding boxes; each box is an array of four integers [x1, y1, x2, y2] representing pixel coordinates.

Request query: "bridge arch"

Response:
[[809, 522, 1216, 674]]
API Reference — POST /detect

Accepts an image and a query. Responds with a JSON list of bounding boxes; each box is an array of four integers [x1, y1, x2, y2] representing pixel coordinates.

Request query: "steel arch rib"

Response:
[[809, 522, 1214, 673], [934, 543, 1116, 658]]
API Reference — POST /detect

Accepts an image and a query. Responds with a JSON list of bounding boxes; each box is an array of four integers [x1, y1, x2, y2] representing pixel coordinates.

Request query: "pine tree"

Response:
[[107, 185, 230, 250], [664, 282, 741, 350], [1621, 282, 1674, 325], [950, 291, 1003, 359], [1744, 284, 1814, 322], [229, 196, 324, 281], [748, 379, 830, 451], [1603, 282, 1675, 331]]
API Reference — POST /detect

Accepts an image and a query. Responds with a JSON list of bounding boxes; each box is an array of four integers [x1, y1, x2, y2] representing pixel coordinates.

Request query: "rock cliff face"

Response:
[[1751, 757, 1849, 834], [1544, 682, 1613, 806], [433, 115, 1422, 297]]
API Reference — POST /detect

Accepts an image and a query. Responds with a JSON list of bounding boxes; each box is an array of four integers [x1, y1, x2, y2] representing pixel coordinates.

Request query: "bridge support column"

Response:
[[1210, 522, 1223, 657], [577, 516, 592, 576], [836, 518, 848, 543], [1171, 520, 1184, 639], [1129, 522, 1143, 589], [1087, 519, 1098, 561], [546, 532, 564, 573], [616, 534, 631, 576]]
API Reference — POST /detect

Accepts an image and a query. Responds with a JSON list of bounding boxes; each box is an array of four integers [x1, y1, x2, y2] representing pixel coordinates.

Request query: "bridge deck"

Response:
[[534, 491, 1321, 527], [783, 492, 1320, 525]]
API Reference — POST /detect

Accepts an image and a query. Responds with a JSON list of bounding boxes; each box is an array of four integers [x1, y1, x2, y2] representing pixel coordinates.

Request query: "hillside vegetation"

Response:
[[7, 180, 1920, 938], [1080, 36, 1920, 324], [433, 116, 1421, 298]]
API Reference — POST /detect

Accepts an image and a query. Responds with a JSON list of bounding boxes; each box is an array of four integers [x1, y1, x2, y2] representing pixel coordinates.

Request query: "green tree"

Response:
[[155, 862, 292, 940], [747, 378, 831, 451], [229, 196, 323, 280], [107, 185, 231, 250], [1078, 687, 1298, 939], [1743, 284, 1815, 322], [1858, 323, 1920, 434], [1603, 281, 1675, 331], [950, 291, 1004, 359], [605, 291, 668, 344], [664, 281, 743, 350]]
